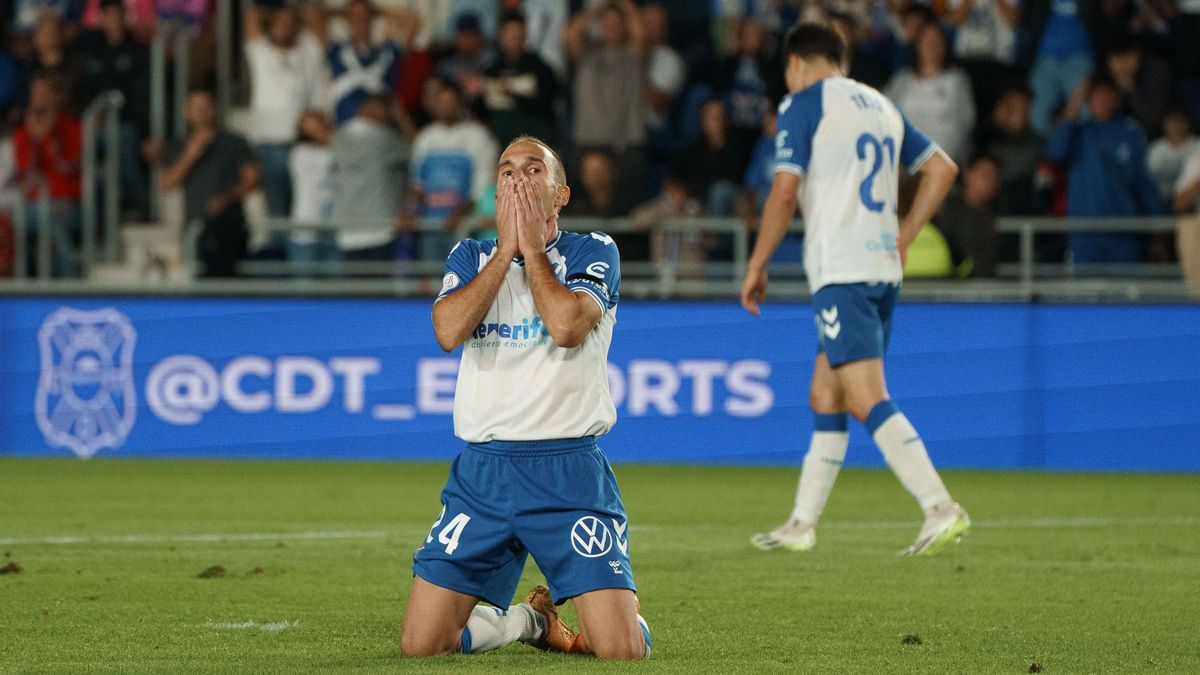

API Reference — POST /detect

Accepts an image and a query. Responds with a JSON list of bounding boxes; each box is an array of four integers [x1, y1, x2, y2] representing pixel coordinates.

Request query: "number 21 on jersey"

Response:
[[856, 133, 895, 214]]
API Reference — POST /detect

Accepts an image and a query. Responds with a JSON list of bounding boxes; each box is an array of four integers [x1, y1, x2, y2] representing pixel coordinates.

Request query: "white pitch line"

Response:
[[821, 516, 1200, 530], [2, 517, 1197, 546], [201, 620, 299, 633], [0, 530, 394, 546]]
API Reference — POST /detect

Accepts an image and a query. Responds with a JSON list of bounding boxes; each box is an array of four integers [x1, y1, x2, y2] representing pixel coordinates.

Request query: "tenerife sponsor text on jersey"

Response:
[[438, 231, 622, 442]]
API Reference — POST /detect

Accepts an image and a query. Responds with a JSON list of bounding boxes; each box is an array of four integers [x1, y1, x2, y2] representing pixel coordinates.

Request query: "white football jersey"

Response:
[[436, 231, 621, 443], [774, 76, 941, 292]]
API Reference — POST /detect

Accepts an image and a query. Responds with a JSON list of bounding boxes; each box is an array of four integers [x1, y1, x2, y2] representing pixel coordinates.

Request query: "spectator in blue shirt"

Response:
[[1020, 0, 1103, 135], [1046, 75, 1165, 264]]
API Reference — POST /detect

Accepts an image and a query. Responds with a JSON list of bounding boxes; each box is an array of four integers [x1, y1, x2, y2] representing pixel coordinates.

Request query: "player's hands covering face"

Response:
[[515, 177, 549, 256], [495, 175, 519, 258]]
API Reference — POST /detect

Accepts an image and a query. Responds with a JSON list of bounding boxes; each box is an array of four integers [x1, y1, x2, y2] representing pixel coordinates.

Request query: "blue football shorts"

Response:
[[812, 282, 900, 367], [412, 437, 637, 607]]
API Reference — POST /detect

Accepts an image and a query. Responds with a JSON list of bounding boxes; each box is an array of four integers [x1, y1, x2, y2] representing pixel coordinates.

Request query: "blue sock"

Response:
[[459, 626, 472, 654], [865, 400, 900, 435], [813, 412, 849, 432]]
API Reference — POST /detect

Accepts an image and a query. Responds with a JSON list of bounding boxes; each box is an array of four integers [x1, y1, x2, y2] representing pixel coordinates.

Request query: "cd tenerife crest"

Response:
[[35, 308, 137, 459]]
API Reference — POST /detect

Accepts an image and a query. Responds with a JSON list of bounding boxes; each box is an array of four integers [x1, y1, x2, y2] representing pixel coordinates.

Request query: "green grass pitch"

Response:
[[2, 458, 1197, 673]]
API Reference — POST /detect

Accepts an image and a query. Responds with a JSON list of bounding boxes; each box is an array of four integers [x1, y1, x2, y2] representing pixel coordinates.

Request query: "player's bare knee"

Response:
[[846, 395, 879, 424], [809, 388, 844, 414], [398, 632, 426, 657], [399, 629, 454, 657], [591, 635, 646, 661]]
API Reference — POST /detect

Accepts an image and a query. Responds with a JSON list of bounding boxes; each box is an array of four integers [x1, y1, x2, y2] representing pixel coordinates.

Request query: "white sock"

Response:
[[790, 422, 849, 524], [460, 604, 540, 654], [866, 401, 952, 514]]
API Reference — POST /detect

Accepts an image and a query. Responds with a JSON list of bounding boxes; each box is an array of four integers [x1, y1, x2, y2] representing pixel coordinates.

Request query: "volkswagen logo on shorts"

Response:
[[570, 516, 613, 558], [35, 307, 137, 459]]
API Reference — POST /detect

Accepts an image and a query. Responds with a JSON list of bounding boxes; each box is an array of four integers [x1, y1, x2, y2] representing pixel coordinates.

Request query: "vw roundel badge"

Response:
[[570, 516, 613, 558], [35, 307, 137, 459]]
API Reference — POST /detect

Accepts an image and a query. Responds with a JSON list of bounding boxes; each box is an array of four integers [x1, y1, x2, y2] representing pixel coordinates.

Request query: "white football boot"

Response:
[[900, 501, 971, 556], [750, 518, 816, 552]]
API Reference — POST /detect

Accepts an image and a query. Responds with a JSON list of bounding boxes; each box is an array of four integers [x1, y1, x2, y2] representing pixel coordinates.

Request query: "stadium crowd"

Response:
[[2, 0, 1200, 279]]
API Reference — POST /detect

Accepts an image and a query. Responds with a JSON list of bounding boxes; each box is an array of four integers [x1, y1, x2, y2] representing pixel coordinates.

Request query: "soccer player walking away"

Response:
[[399, 137, 651, 659], [740, 23, 970, 556]]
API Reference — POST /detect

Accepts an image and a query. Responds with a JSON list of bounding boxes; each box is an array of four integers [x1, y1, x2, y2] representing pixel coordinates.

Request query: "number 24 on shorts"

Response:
[[425, 505, 471, 555]]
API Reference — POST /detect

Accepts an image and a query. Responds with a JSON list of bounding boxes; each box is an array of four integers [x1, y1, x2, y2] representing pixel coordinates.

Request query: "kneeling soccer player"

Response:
[[399, 136, 650, 660]]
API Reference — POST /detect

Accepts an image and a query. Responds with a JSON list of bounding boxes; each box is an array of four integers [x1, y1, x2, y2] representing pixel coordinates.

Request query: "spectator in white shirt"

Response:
[[288, 111, 337, 274], [885, 20, 976, 165], [405, 80, 498, 263], [1148, 108, 1199, 205], [244, 5, 330, 218]]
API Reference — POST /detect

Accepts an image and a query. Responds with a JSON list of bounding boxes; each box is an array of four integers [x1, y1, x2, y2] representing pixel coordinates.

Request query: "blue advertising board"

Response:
[[1, 298, 1197, 471]]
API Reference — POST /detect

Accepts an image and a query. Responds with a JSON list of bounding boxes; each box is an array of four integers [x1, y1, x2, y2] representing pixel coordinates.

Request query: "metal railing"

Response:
[[149, 24, 190, 145], [145, 16, 218, 225], [245, 216, 756, 296], [216, 0, 234, 118], [81, 90, 125, 275], [240, 215, 1197, 297], [3, 192, 55, 281], [173, 29, 191, 141], [6, 209, 1197, 302], [5, 198, 27, 279], [238, 217, 450, 279], [148, 30, 166, 221], [996, 217, 1184, 292]]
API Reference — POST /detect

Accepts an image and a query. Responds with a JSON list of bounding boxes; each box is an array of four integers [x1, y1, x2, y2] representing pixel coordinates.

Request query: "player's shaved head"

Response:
[[783, 22, 846, 65], [504, 136, 567, 185]]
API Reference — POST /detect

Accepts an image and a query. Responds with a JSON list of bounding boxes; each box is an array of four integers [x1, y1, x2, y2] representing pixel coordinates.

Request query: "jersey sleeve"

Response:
[[565, 232, 621, 312], [435, 239, 481, 303], [774, 85, 823, 177], [899, 112, 938, 172]]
